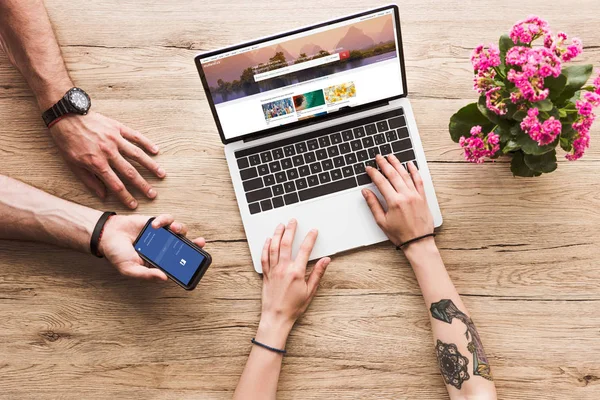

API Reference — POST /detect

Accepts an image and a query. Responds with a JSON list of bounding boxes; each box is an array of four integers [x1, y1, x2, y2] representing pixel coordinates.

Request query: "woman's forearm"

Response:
[[0, 175, 101, 252], [405, 238, 497, 399]]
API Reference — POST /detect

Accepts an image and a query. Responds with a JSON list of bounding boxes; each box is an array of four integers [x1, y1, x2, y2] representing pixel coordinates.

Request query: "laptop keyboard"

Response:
[[234, 108, 417, 215]]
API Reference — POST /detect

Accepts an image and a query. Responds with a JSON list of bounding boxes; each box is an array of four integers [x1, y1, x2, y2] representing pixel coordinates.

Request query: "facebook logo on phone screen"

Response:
[[136, 224, 205, 286]]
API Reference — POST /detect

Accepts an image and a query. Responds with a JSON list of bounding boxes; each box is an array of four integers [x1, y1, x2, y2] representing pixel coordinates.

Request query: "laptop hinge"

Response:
[[243, 100, 390, 143]]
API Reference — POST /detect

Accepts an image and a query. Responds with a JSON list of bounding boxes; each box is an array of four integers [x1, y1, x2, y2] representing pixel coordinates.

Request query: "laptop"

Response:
[[194, 4, 442, 272]]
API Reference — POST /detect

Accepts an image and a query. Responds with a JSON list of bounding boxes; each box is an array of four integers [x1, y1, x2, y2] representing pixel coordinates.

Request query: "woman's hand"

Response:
[[256, 219, 330, 347], [99, 213, 206, 281], [362, 155, 434, 248]]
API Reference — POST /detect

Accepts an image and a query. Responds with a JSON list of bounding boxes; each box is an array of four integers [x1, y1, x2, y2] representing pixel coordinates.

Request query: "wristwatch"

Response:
[[42, 87, 91, 128]]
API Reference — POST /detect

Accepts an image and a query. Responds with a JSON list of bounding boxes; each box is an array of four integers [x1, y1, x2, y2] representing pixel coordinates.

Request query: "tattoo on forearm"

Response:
[[430, 299, 493, 381], [436, 340, 470, 389]]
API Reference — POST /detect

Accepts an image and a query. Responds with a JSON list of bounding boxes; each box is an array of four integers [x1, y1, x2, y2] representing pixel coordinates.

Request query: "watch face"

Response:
[[69, 89, 90, 112]]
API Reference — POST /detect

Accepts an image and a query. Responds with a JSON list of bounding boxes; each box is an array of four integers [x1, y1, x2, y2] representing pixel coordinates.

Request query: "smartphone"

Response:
[[133, 217, 212, 290]]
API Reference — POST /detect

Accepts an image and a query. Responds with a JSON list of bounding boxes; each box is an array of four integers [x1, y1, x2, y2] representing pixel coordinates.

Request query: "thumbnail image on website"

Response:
[[200, 9, 404, 139]]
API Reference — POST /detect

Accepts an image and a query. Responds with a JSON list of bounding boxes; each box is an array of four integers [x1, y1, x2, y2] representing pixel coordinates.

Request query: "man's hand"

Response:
[[99, 213, 206, 281], [49, 111, 166, 209], [362, 155, 434, 248]]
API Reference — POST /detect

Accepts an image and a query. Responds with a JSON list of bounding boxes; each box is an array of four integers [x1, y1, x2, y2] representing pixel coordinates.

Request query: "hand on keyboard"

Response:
[[361, 155, 434, 248]]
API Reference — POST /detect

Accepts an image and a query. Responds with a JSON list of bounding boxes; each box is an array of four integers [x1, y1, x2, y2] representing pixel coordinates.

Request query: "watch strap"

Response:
[[90, 212, 117, 258], [42, 92, 75, 127]]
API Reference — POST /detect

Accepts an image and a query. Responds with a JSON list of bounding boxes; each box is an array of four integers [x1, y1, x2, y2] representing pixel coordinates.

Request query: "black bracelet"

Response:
[[396, 233, 436, 250], [251, 338, 287, 354], [90, 211, 116, 258]]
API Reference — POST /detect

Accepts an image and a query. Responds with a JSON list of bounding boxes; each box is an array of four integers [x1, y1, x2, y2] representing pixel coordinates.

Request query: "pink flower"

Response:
[[471, 44, 501, 72], [510, 91, 523, 104], [510, 16, 550, 44], [459, 126, 500, 163], [593, 71, 600, 95], [562, 38, 583, 62], [521, 107, 561, 145], [506, 46, 530, 66], [566, 134, 590, 161], [505, 46, 561, 102], [576, 100, 593, 116], [567, 100, 597, 161], [485, 87, 507, 115], [584, 91, 600, 107], [473, 69, 497, 94]]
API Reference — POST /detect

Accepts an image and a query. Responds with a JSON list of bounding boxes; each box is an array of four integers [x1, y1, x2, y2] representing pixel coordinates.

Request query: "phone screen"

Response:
[[135, 223, 206, 286]]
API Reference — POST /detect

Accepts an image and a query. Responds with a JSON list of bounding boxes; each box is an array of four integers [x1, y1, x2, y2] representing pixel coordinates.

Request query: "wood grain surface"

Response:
[[1, 1, 600, 398]]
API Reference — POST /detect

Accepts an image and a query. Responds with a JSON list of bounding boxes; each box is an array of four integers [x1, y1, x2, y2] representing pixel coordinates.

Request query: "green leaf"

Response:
[[524, 150, 557, 173], [513, 110, 527, 121], [511, 151, 542, 177], [448, 103, 494, 143], [545, 74, 567, 101], [534, 99, 553, 112], [499, 34, 515, 68], [513, 125, 557, 155], [556, 64, 593, 105], [495, 125, 512, 143], [502, 139, 521, 153], [559, 123, 576, 152], [478, 95, 500, 124]]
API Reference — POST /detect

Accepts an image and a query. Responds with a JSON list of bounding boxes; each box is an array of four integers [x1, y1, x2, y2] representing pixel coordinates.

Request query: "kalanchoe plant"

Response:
[[449, 16, 600, 176]]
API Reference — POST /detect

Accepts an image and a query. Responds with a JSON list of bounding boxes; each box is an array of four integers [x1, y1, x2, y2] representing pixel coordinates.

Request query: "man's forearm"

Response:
[[0, 175, 101, 253], [405, 239, 497, 399], [0, 0, 73, 109]]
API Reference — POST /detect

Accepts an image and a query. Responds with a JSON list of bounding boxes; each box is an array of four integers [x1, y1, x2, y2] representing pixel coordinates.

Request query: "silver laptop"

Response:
[[195, 4, 442, 272]]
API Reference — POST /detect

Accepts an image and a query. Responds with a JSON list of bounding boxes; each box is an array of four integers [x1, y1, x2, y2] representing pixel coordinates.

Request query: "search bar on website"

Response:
[[253, 53, 343, 82]]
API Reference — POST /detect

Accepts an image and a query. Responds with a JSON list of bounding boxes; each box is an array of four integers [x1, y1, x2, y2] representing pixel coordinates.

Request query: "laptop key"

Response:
[[243, 177, 263, 192], [260, 152, 272, 163], [310, 162, 322, 174], [330, 132, 342, 144], [396, 149, 416, 163], [353, 163, 365, 174], [284, 145, 296, 157], [296, 178, 308, 190], [380, 144, 392, 155], [275, 172, 287, 183], [272, 196, 285, 208], [269, 161, 281, 173], [365, 160, 377, 169], [333, 156, 345, 168], [240, 167, 258, 181], [284, 192, 299, 205], [281, 158, 293, 169], [351, 140, 362, 151], [307, 175, 319, 187], [368, 147, 379, 159], [342, 130, 353, 141], [316, 149, 328, 160], [353, 126, 366, 138], [298, 177, 357, 201], [397, 127, 409, 139], [339, 143, 351, 154], [304, 151, 316, 163], [257, 165, 269, 176], [376, 120, 389, 132], [307, 139, 318, 150], [357, 150, 368, 161], [322, 159, 334, 171], [319, 172, 331, 184], [344, 153, 357, 164], [249, 155, 261, 166], [365, 124, 377, 135], [287, 168, 299, 180], [272, 148, 284, 160], [299, 165, 310, 177], [246, 187, 272, 203], [272, 184, 284, 196], [293, 155, 304, 167], [260, 199, 273, 212], [318, 136, 331, 148], [374, 133, 385, 145], [356, 173, 372, 186], [386, 130, 398, 142], [392, 138, 412, 153], [249, 202, 261, 215], [342, 166, 354, 177], [295, 142, 307, 153], [263, 174, 275, 186], [331, 168, 343, 181], [237, 157, 249, 169], [362, 136, 374, 148], [388, 115, 406, 129], [284, 181, 296, 193]]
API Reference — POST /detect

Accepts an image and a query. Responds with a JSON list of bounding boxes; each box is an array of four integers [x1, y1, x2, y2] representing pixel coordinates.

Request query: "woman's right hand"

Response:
[[361, 155, 434, 248], [256, 219, 330, 347]]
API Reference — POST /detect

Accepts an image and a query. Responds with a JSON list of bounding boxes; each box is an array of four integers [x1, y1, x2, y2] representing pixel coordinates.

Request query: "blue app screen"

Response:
[[136, 223, 205, 286]]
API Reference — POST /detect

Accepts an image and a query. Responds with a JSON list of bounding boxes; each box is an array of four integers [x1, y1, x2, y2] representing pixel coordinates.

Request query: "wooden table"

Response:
[[1, 1, 599, 398]]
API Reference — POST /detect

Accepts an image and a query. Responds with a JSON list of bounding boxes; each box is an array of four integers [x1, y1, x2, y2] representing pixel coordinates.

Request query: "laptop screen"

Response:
[[196, 6, 406, 142]]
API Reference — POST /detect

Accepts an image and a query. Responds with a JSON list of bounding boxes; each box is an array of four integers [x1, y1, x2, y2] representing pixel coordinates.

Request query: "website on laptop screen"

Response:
[[199, 8, 404, 140]]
